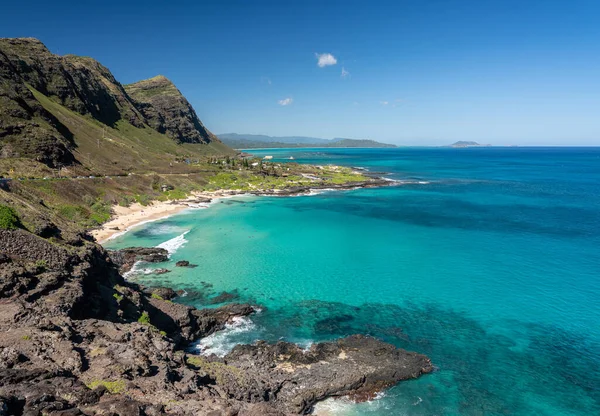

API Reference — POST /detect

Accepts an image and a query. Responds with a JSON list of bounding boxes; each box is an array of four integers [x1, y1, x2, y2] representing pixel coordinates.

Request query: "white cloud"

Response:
[[316, 53, 337, 67], [278, 97, 293, 106], [380, 101, 389, 106], [261, 76, 272, 85], [341, 67, 350, 78]]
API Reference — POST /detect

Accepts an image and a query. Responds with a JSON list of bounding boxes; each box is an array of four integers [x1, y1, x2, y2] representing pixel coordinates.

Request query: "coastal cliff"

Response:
[[125, 75, 218, 144], [0, 227, 433, 415], [0, 37, 230, 173]]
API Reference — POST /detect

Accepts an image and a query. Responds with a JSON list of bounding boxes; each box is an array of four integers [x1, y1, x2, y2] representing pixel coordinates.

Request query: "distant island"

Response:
[[448, 141, 490, 148], [219, 133, 397, 149]]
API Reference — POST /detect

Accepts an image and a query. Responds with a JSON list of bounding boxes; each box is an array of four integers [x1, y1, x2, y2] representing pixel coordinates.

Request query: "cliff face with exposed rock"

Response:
[[125, 75, 217, 144], [0, 37, 225, 168]]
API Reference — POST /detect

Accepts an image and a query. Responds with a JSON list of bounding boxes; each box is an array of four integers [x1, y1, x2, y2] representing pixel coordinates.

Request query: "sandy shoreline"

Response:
[[91, 179, 391, 244], [91, 190, 250, 244]]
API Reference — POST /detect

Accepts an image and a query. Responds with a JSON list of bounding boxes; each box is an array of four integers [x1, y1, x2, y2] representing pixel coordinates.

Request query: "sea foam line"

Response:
[[156, 230, 190, 255], [313, 391, 389, 415]]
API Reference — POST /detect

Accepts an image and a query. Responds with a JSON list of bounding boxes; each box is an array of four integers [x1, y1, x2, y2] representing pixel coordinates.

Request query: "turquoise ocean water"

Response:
[[106, 147, 600, 415]]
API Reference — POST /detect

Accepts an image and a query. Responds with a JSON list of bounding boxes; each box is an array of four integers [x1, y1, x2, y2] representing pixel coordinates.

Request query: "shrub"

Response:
[[57, 204, 88, 222], [89, 201, 111, 225], [137, 311, 151, 325], [118, 195, 134, 207], [34, 259, 47, 271], [86, 379, 126, 394], [134, 194, 152, 206], [0, 205, 20, 230]]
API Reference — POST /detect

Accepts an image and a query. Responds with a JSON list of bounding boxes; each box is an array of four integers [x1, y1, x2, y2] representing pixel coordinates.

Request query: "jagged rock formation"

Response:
[[0, 37, 226, 169], [125, 75, 217, 144], [0, 228, 433, 415]]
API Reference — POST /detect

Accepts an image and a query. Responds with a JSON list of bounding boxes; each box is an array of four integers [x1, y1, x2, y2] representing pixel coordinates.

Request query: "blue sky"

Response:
[[3, 0, 600, 145]]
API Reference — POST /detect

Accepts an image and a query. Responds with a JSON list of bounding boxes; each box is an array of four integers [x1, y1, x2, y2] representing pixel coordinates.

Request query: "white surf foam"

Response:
[[313, 392, 389, 415], [195, 316, 257, 357], [156, 231, 190, 255], [122, 262, 157, 279]]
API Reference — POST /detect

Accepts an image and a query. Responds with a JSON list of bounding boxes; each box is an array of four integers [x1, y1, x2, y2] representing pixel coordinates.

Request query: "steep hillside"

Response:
[[125, 75, 219, 144], [0, 42, 75, 167], [0, 37, 232, 175]]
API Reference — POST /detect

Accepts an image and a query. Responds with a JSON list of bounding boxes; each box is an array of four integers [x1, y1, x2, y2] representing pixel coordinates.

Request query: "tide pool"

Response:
[[106, 147, 600, 415]]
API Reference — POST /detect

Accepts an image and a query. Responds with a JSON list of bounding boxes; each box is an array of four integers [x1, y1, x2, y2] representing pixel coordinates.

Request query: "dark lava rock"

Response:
[[107, 247, 169, 273], [175, 260, 189, 267], [152, 268, 171, 275], [147, 287, 177, 300], [207, 290, 240, 305], [219, 334, 433, 414]]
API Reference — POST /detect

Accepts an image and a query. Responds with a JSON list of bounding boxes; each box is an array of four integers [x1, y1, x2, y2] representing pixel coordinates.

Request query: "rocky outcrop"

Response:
[[125, 75, 220, 144], [107, 247, 169, 273], [0, 227, 433, 414], [220, 335, 433, 413]]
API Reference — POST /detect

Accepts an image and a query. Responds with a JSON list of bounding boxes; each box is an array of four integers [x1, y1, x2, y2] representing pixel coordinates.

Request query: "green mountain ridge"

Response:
[[0, 37, 232, 175]]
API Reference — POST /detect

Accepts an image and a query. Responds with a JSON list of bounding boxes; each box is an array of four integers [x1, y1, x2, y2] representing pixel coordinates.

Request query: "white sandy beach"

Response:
[[90, 190, 253, 244]]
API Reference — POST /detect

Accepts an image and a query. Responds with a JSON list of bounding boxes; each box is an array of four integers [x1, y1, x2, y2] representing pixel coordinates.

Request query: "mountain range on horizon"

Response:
[[218, 133, 397, 149]]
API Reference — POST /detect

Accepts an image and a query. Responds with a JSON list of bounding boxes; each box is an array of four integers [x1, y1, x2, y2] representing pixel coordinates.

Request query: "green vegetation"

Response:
[[34, 259, 47, 271], [151, 293, 164, 300], [134, 194, 152, 206], [21, 335, 31, 341], [86, 379, 127, 394], [185, 356, 245, 385], [157, 188, 188, 201], [53, 198, 111, 227], [113, 293, 124, 303], [117, 195, 135, 207], [137, 311, 151, 325], [0, 205, 21, 229]]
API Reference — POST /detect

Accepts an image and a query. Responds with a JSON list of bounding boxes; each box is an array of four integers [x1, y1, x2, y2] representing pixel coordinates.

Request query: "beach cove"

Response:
[[104, 147, 600, 415]]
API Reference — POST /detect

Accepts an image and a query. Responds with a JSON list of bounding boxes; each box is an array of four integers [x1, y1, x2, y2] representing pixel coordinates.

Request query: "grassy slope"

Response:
[[0, 86, 234, 177]]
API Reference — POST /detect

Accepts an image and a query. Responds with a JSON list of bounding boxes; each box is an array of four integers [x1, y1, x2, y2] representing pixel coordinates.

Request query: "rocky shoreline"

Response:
[[0, 227, 433, 415]]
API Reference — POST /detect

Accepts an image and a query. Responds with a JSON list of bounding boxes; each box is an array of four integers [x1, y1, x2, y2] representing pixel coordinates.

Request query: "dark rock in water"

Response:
[[208, 290, 240, 304], [314, 313, 355, 335], [218, 334, 433, 414], [152, 268, 171, 275], [175, 260, 197, 268], [146, 298, 256, 344], [147, 287, 177, 300], [107, 247, 169, 273]]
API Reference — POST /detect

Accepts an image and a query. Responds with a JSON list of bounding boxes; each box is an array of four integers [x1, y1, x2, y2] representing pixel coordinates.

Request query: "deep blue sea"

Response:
[[106, 147, 600, 415]]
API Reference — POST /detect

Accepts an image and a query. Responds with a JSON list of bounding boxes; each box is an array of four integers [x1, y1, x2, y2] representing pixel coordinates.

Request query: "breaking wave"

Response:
[[194, 316, 258, 357], [156, 231, 190, 255]]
